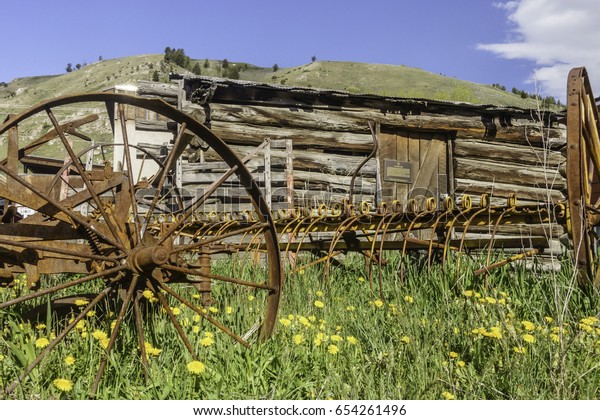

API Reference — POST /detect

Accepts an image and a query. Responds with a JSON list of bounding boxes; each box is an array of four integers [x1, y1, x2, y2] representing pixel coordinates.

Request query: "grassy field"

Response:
[[0, 251, 598, 400]]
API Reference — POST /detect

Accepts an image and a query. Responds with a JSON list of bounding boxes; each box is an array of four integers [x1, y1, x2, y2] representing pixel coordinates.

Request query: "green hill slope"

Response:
[[1, 55, 548, 123]]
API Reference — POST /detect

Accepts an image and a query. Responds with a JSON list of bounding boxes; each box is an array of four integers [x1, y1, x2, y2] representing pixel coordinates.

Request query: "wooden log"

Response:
[[454, 157, 566, 190], [454, 139, 565, 167], [454, 178, 565, 202], [209, 103, 564, 146], [209, 121, 376, 153], [137, 81, 179, 98]]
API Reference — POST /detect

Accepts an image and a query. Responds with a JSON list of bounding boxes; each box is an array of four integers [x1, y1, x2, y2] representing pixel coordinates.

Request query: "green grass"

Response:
[[0, 252, 598, 400]]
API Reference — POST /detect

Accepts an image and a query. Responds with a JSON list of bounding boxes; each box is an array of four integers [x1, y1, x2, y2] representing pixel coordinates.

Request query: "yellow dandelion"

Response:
[[346, 336, 358, 345], [472, 327, 486, 336], [513, 346, 527, 354], [579, 323, 594, 333], [192, 325, 200, 334], [498, 298, 506, 305], [522, 334, 536, 344], [299, 316, 310, 327], [0, 354, 4, 362], [144, 342, 162, 356], [225, 306, 233, 314], [374, 299, 384, 308], [142, 289, 154, 300], [442, 391, 455, 400], [330, 334, 343, 342], [208, 306, 218, 314], [457, 360, 466, 368], [316, 290, 324, 297], [346, 305, 355, 312], [92, 330, 107, 341], [327, 344, 340, 355], [309, 315, 317, 322], [74, 299, 89, 307], [314, 337, 323, 346], [204, 331, 214, 338], [401, 335, 410, 344], [486, 326, 503, 339], [357, 276, 365, 282], [171, 307, 181, 316], [99, 337, 110, 349], [404, 295, 414, 304], [80, 331, 88, 339], [287, 314, 295, 320], [544, 316, 553, 323], [550, 333, 560, 343], [35, 323, 46, 331], [314, 300, 325, 308], [449, 351, 459, 359], [53, 378, 73, 392], [292, 334, 304, 345], [86, 310, 96, 318], [110, 320, 117, 330], [187, 360, 206, 375], [200, 336, 215, 347], [279, 318, 291, 327], [64, 355, 75, 366], [581, 317, 599, 326], [521, 321, 535, 331], [248, 295, 255, 301], [192, 294, 200, 299], [485, 297, 496, 304], [35, 337, 50, 349], [463, 290, 473, 297], [453, 327, 460, 335]]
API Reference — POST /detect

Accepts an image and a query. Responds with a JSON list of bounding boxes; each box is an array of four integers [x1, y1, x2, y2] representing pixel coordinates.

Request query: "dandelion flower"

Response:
[[226, 306, 233, 314], [308, 315, 317, 322], [142, 289, 154, 300], [74, 299, 89, 307], [192, 294, 201, 299], [449, 351, 459, 359], [442, 391, 455, 400], [208, 306, 218, 313], [357, 276, 365, 282], [545, 316, 553, 324], [248, 295, 255, 302], [463, 290, 473, 298], [279, 318, 291, 327], [192, 326, 200, 334], [330, 334, 343, 342], [200, 336, 215, 347], [401, 335, 410, 344], [457, 360, 466, 368], [35, 323, 46, 330], [513, 346, 527, 354], [86, 310, 96, 318], [291, 334, 303, 345], [75, 320, 86, 331], [327, 344, 339, 355], [550, 334, 560, 343], [64, 355, 76, 366], [144, 342, 162, 356], [374, 299, 384, 308], [35, 337, 50, 348], [299, 316, 310, 327], [498, 298, 506, 305], [346, 305, 355, 312], [521, 321, 535, 331], [346, 336, 358, 345], [522, 334, 536, 344], [0, 354, 4, 362], [316, 290, 324, 297], [171, 307, 181, 316], [485, 297, 496, 304], [404, 295, 414, 304], [187, 360, 206, 375], [314, 300, 325, 308], [486, 327, 503, 340], [92, 330, 108, 341], [53, 378, 74, 392], [99, 337, 110, 349]]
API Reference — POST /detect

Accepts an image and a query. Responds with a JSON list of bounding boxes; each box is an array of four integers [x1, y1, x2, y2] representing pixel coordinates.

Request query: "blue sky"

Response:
[[2, 0, 598, 100]]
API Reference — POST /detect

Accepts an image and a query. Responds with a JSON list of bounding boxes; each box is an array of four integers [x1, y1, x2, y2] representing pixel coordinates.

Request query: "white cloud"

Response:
[[478, 0, 600, 99]]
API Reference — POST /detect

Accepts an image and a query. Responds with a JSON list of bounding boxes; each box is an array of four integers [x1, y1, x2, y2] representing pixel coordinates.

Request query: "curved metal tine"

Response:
[[91, 274, 139, 396], [286, 214, 315, 255], [400, 207, 434, 281], [0, 265, 123, 310], [484, 207, 516, 285], [5, 286, 113, 395], [155, 280, 250, 348], [427, 209, 453, 270], [145, 123, 188, 220], [293, 214, 328, 259], [133, 292, 149, 382], [368, 210, 396, 291], [0, 165, 124, 252], [46, 108, 125, 250], [117, 104, 142, 245], [377, 212, 405, 291], [442, 207, 474, 269], [323, 216, 359, 282], [170, 222, 269, 255], [455, 207, 489, 285], [158, 164, 240, 246]]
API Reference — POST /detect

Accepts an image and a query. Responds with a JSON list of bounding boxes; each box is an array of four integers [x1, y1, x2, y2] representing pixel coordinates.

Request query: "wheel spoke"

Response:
[[46, 108, 125, 250], [133, 292, 149, 381], [170, 222, 270, 255], [157, 164, 239, 246], [155, 280, 250, 348], [0, 265, 123, 310], [117, 104, 142, 245], [0, 237, 119, 263], [162, 264, 276, 292], [91, 274, 139, 396]]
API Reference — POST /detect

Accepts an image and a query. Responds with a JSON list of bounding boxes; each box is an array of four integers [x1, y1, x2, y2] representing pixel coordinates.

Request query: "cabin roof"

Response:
[[172, 74, 561, 121]]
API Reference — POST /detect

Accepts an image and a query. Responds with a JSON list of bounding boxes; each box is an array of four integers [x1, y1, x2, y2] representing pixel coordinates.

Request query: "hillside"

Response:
[[0, 54, 551, 123]]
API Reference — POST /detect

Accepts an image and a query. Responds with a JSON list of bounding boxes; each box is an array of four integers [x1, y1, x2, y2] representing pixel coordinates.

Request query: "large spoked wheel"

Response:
[[566, 67, 600, 287], [0, 93, 282, 395]]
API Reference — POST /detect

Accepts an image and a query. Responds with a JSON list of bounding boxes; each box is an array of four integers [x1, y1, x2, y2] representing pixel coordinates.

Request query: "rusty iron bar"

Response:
[[474, 249, 540, 277]]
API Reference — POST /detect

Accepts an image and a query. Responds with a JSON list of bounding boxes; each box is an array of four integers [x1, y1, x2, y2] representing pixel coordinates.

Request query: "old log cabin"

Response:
[[120, 76, 567, 266]]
